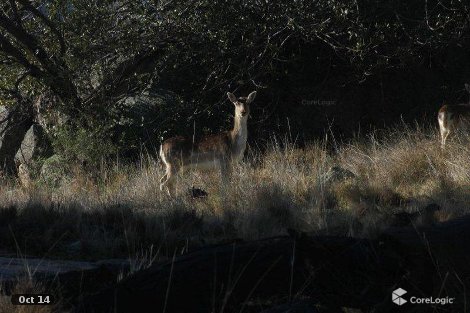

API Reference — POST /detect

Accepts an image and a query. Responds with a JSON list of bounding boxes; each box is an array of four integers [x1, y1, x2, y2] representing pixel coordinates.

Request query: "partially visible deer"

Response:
[[18, 163, 32, 190], [438, 83, 470, 148], [159, 91, 257, 195]]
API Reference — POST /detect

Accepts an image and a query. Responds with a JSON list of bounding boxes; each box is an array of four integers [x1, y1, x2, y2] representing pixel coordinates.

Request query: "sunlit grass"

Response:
[[1, 123, 469, 262]]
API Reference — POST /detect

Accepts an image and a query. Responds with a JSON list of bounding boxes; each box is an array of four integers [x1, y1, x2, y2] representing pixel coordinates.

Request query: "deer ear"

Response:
[[246, 91, 257, 103], [227, 92, 237, 104], [465, 84, 470, 93]]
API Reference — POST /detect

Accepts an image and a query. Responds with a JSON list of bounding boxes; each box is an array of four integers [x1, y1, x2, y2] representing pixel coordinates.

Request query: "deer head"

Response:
[[227, 91, 257, 118]]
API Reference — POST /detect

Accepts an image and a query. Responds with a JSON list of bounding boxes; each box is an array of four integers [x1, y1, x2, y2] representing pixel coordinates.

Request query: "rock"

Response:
[[0, 104, 34, 174], [114, 88, 186, 151], [14, 124, 53, 166], [418, 203, 441, 226], [40, 154, 70, 187], [34, 92, 68, 135], [190, 186, 208, 199], [423, 203, 441, 213], [392, 211, 420, 227], [322, 165, 356, 183], [392, 203, 441, 227]]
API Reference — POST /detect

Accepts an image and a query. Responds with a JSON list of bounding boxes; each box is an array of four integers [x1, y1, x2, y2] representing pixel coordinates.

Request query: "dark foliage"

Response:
[[0, 0, 469, 163]]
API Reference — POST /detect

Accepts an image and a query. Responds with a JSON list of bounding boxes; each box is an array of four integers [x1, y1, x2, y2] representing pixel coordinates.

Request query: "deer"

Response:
[[438, 83, 470, 149], [159, 91, 257, 195]]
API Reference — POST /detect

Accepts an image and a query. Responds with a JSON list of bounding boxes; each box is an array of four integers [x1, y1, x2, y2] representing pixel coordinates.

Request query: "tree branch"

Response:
[[17, 0, 66, 55], [84, 42, 173, 105], [8, 0, 21, 26], [0, 33, 43, 77], [0, 12, 55, 73], [0, 11, 80, 108]]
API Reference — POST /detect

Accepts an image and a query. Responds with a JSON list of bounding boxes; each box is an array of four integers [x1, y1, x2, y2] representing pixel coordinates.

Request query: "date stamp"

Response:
[[11, 294, 54, 305]]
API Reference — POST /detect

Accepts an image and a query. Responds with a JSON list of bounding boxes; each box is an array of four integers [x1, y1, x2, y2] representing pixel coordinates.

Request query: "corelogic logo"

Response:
[[392, 288, 408, 306], [392, 287, 455, 306]]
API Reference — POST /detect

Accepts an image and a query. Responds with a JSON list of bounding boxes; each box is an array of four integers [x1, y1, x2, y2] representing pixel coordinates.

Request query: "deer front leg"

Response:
[[440, 128, 450, 149], [220, 159, 232, 185]]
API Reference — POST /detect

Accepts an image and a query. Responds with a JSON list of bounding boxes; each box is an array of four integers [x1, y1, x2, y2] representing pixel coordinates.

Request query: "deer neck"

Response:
[[230, 115, 248, 158]]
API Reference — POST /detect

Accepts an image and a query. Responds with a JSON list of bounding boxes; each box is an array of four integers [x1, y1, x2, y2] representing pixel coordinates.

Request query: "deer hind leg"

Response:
[[159, 146, 178, 196], [160, 163, 178, 196], [438, 113, 451, 149], [159, 164, 170, 194], [159, 171, 168, 186], [159, 168, 169, 192]]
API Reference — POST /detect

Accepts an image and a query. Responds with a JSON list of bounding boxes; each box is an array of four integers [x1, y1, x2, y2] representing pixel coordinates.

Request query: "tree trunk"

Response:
[[0, 102, 33, 175]]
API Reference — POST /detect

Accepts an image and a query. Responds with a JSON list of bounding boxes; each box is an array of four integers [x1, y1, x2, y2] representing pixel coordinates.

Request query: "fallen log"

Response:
[[80, 237, 300, 313], [79, 237, 402, 312], [77, 215, 470, 313]]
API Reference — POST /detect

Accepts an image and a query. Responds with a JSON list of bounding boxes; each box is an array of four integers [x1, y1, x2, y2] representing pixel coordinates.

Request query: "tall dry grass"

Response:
[[0, 123, 469, 261]]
